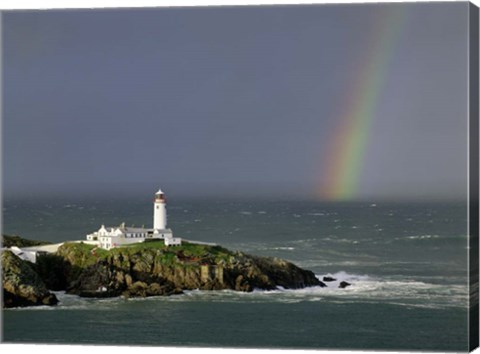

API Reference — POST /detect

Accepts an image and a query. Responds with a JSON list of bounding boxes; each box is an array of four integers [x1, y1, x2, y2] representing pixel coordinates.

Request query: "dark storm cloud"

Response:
[[2, 3, 469, 200]]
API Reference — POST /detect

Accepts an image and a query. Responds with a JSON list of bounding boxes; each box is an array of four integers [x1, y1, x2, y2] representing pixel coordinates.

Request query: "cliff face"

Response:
[[51, 241, 324, 298], [2, 251, 58, 308], [2, 237, 325, 306]]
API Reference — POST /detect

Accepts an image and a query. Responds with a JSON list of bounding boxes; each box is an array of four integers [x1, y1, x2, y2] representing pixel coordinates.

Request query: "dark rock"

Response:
[[67, 262, 117, 297], [79, 290, 117, 298], [339, 281, 351, 289], [323, 276, 337, 282], [2, 251, 58, 308], [3, 235, 328, 303], [35, 254, 67, 291], [121, 280, 180, 298], [41, 293, 59, 305], [50, 242, 325, 298]]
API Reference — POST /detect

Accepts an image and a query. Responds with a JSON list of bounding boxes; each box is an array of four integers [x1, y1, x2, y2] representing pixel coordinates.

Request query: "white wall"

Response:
[[153, 201, 167, 230]]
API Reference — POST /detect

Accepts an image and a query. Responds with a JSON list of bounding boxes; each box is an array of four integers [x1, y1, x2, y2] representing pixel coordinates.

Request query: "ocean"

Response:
[[1, 198, 471, 351]]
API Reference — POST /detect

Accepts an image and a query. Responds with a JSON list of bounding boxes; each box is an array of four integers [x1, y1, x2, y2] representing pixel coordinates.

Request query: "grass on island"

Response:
[[120, 241, 233, 264], [2, 234, 51, 248], [121, 240, 170, 250], [59, 240, 234, 266]]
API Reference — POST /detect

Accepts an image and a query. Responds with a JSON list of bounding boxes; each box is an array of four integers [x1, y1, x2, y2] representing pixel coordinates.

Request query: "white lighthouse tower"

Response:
[[153, 189, 167, 230]]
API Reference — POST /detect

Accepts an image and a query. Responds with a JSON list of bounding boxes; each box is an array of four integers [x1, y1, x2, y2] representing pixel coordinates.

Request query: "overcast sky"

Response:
[[2, 3, 470, 200]]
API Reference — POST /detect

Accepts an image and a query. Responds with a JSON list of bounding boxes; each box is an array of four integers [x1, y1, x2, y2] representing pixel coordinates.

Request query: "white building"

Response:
[[86, 189, 181, 250]]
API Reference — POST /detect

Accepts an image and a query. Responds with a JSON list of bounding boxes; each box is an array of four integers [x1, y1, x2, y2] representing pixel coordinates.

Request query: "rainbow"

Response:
[[317, 6, 407, 201]]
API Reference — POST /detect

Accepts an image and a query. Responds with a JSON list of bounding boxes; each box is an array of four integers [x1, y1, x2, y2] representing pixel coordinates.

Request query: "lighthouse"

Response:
[[153, 189, 167, 230], [85, 188, 181, 249]]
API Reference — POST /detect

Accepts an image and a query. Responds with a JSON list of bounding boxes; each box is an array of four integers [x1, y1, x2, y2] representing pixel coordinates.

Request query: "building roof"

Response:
[[114, 223, 152, 233], [95, 226, 173, 238], [99, 225, 173, 234], [123, 227, 152, 233], [155, 189, 164, 195]]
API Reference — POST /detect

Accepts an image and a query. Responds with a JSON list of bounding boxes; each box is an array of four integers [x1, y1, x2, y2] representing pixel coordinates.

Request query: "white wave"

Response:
[[310, 272, 468, 308], [406, 234, 440, 240], [9, 273, 467, 310], [4, 304, 59, 311], [322, 237, 359, 244], [4, 291, 107, 311], [53, 291, 123, 310], [205, 271, 469, 309]]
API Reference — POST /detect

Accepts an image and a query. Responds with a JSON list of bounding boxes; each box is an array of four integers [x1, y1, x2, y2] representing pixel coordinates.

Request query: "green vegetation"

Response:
[[121, 240, 168, 250], [58, 242, 101, 269], [57, 241, 235, 268], [2, 235, 51, 248], [120, 241, 233, 265], [158, 252, 177, 265]]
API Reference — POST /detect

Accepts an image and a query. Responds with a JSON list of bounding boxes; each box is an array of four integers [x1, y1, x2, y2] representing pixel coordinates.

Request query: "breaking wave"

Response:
[[6, 271, 467, 311], [159, 271, 467, 309]]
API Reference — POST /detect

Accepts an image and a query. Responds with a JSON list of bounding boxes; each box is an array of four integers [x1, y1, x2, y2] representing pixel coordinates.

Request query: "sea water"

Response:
[[1, 198, 470, 351]]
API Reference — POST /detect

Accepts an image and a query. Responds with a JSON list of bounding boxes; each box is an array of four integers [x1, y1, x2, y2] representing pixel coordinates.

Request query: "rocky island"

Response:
[[2, 249, 59, 308], [2, 235, 325, 308]]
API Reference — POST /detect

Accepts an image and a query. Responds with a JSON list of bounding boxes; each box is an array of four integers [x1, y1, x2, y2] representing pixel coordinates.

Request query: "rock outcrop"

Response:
[[323, 276, 336, 282], [2, 236, 329, 306], [339, 281, 351, 289], [50, 241, 325, 298], [2, 251, 58, 308]]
